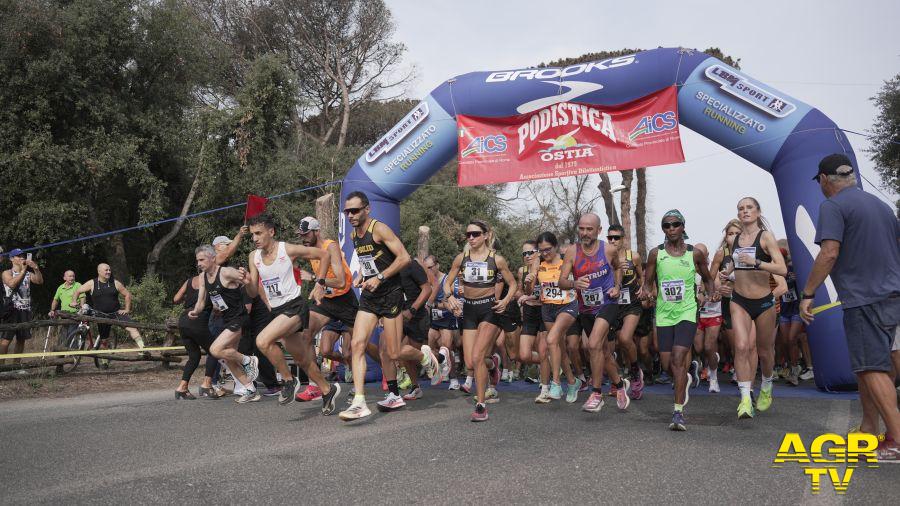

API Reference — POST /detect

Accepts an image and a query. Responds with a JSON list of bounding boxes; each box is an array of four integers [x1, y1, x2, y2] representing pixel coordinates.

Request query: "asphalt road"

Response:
[[0, 382, 896, 505]]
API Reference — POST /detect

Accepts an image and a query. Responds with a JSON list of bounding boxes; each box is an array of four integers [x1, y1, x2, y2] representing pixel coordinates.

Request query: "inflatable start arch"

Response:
[[339, 47, 858, 391]]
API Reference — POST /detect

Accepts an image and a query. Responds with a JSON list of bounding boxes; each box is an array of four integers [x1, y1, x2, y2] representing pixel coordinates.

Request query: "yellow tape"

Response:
[[811, 301, 842, 315], [1, 346, 185, 360]]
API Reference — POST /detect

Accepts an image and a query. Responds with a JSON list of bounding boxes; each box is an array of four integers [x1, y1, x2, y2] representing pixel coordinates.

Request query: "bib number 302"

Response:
[[661, 280, 685, 303]]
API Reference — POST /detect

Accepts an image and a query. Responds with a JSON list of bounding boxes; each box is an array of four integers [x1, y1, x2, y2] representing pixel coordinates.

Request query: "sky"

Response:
[[386, 0, 899, 251]]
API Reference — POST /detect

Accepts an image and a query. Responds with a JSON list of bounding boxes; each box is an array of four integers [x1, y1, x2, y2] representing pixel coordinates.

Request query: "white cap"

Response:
[[298, 217, 320, 235], [212, 236, 232, 246]]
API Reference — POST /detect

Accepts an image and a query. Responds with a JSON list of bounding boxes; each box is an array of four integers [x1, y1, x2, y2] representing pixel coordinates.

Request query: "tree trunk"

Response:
[[635, 168, 648, 259], [620, 170, 634, 250], [315, 193, 336, 240], [597, 173, 620, 226], [417, 226, 430, 261], [336, 80, 351, 149], [146, 144, 206, 278], [86, 199, 130, 282]]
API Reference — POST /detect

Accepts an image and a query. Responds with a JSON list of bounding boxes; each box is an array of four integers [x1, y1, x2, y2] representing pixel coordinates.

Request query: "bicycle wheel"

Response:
[[58, 330, 86, 374], [93, 336, 113, 370]]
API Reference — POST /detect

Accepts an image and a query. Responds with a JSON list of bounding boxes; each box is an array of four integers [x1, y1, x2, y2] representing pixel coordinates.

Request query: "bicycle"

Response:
[[58, 306, 120, 373]]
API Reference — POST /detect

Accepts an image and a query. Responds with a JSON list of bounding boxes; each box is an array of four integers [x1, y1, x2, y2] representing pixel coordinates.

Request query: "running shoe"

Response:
[[242, 355, 259, 383], [709, 378, 720, 393], [799, 367, 814, 381], [279, 377, 302, 405], [339, 401, 372, 421], [397, 368, 412, 390], [565, 378, 582, 404], [876, 438, 900, 464], [548, 382, 563, 400], [448, 378, 460, 390], [471, 403, 489, 422], [490, 353, 501, 386], [669, 411, 687, 431], [262, 386, 283, 397], [500, 370, 511, 383], [321, 383, 342, 415], [683, 373, 691, 407], [722, 362, 732, 374], [485, 386, 500, 404], [608, 384, 618, 398], [402, 387, 423, 401], [616, 378, 631, 410], [421, 344, 442, 386], [756, 384, 773, 412], [656, 371, 672, 385], [535, 388, 552, 404], [582, 391, 605, 412], [297, 384, 323, 402], [689, 360, 700, 388], [376, 392, 407, 412], [579, 378, 591, 392], [236, 389, 261, 404], [460, 382, 472, 394], [630, 369, 644, 400], [787, 366, 800, 387], [439, 346, 451, 381], [737, 396, 755, 419]]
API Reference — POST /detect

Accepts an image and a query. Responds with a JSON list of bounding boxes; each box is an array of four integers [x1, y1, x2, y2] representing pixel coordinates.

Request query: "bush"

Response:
[[129, 274, 180, 344]]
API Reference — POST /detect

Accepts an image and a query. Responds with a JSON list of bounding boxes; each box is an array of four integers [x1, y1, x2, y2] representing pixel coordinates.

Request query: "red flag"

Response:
[[244, 194, 268, 222]]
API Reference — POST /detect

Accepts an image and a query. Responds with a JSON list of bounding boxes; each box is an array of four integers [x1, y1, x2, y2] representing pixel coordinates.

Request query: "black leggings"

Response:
[[179, 322, 217, 383]]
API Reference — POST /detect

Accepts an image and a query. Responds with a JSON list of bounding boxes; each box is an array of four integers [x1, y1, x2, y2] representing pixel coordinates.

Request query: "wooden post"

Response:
[[417, 226, 430, 261], [315, 193, 336, 240]]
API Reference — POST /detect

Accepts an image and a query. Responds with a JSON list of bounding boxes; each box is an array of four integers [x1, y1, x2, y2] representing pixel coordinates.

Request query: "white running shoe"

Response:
[[376, 392, 407, 412], [420, 345, 441, 386], [485, 387, 500, 404], [339, 401, 372, 421], [709, 378, 720, 393], [448, 378, 460, 390]]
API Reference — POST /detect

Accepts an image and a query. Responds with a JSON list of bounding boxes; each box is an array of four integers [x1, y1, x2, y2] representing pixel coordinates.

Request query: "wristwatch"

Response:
[[376, 273, 385, 281], [316, 278, 326, 287], [754, 259, 762, 268], [801, 292, 815, 300]]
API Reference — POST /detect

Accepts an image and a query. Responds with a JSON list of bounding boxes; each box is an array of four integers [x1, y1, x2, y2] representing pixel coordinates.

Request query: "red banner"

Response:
[[244, 194, 268, 222], [457, 86, 685, 186]]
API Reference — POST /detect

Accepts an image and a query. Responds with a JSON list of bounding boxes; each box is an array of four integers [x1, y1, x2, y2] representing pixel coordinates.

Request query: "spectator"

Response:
[[1, 249, 44, 362], [71, 263, 145, 349], [49, 270, 83, 347], [799, 153, 900, 463], [213, 226, 248, 266]]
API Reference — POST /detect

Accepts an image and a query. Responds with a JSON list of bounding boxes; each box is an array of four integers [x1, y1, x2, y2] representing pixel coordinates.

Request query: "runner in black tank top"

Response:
[[710, 219, 742, 383], [607, 224, 647, 399], [190, 245, 261, 403], [174, 275, 217, 400], [720, 197, 787, 420], [339, 191, 440, 421]]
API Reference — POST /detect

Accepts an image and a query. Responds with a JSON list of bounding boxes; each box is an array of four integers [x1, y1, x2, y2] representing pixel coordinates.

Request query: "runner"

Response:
[[295, 216, 358, 401], [607, 224, 646, 399], [696, 245, 724, 393], [710, 219, 742, 383], [188, 245, 259, 403], [557, 214, 630, 412], [777, 246, 803, 386], [719, 198, 787, 419], [643, 210, 716, 431], [397, 256, 436, 401], [173, 272, 217, 399], [525, 231, 583, 403], [443, 220, 517, 422], [424, 255, 459, 389], [338, 192, 439, 421], [242, 214, 343, 414], [516, 241, 551, 399]]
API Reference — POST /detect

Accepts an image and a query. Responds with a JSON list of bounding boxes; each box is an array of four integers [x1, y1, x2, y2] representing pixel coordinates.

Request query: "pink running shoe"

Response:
[[616, 379, 631, 410], [630, 369, 644, 400], [490, 353, 501, 386], [296, 385, 322, 402], [582, 391, 604, 413]]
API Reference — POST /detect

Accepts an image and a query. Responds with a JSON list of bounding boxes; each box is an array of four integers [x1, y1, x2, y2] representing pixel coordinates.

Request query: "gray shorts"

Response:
[[843, 296, 900, 373]]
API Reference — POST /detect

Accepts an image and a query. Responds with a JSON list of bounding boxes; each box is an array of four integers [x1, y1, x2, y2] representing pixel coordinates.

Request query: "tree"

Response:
[[868, 74, 900, 213]]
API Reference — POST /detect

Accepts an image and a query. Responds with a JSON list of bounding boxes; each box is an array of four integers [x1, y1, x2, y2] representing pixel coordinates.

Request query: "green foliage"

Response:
[[540, 47, 740, 70], [868, 74, 900, 211], [129, 273, 179, 326]]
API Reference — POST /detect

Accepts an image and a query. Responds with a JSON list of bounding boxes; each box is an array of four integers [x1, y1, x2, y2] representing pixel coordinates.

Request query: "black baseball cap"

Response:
[[813, 153, 854, 181]]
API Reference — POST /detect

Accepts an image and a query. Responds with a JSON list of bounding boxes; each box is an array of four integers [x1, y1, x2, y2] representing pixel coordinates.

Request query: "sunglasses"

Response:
[[662, 221, 684, 230], [607, 235, 622, 241], [343, 207, 365, 216], [521, 250, 537, 257], [539, 247, 554, 254], [465, 231, 483, 238], [424, 264, 436, 269]]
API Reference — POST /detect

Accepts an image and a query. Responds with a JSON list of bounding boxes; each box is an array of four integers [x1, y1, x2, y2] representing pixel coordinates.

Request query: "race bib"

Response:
[[262, 277, 283, 299], [582, 287, 605, 307], [463, 261, 489, 283], [700, 301, 721, 317], [618, 287, 631, 305], [209, 293, 229, 311], [661, 280, 685, 303], [541, 282, 566, 303], [359, 254, 379, 278], [781, 289, 798, 303], [733, 247, 757, 269], [431, 308, 445, 321]]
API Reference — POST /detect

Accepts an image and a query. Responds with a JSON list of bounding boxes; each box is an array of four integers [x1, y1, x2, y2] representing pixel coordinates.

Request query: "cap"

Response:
[[661, 209, 689, 240], [7, 248, 25, 258], [814, 153, 854, 181], [298, 217, 320, 235], [212, 236, 232, 247]]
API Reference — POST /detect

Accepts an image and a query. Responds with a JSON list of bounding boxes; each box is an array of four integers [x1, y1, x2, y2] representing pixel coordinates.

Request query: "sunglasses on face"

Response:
[[539, 247, 553, 254], [662, 221, 684, 230], [465, 231, 483, 238], [607, 235, 622, 241], [425, 264, 436, 269], [343, 207, 365, 216], [521, 250, 537, 257]]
